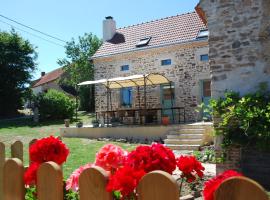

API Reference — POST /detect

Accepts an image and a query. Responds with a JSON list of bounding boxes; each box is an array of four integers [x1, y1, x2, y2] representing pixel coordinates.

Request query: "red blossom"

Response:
[[24, 162, 40, 185], [29, 136, 69, 165], [177, 155, 205, 182], [203, 170, 243, 200], [106, 166, 145, 199], [95, 144, 128, 172], [126, 143, 176, 174], [25, 136, 69, 185]]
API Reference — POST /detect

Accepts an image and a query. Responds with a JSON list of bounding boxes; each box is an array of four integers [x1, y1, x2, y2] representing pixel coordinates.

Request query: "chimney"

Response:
[[103, 16, 116, 41], [41, 72, 45, 77]]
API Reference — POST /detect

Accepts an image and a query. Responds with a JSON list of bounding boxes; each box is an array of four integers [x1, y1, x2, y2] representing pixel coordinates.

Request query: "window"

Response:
[[200, 54, 209, 61], [120, 87, 132, 107], [121, 65, 129, 71], [161, 59, 172, 66], [197, 29, 209, 39], [136, 37, 151, 47]]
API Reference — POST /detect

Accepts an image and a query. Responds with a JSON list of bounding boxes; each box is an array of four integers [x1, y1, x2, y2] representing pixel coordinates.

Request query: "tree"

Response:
[[58, 33, 102, 112], [0, 30, 37, 117]]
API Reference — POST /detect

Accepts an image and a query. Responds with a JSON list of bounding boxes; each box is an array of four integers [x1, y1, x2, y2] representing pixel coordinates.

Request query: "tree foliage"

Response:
[[0, 30, 37, 117], [58, 33, 102, 112]]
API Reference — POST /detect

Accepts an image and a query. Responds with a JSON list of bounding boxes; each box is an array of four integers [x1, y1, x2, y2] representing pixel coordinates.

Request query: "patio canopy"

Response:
[[78, 73, 170, 89]]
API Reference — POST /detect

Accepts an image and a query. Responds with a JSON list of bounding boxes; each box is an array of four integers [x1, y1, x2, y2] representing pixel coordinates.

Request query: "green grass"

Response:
[[0, 112, 138, 179]]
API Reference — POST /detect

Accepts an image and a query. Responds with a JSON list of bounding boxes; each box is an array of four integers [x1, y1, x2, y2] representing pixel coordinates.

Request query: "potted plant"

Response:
[[92, 119, 99, 128], [162, 115, 170, 126], [76, 121, 83, 128]]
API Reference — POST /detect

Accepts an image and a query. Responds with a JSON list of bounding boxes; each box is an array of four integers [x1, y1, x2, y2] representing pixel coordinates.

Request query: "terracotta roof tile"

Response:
[[93, 11, 207, 58], [32, 67, 63, 87]]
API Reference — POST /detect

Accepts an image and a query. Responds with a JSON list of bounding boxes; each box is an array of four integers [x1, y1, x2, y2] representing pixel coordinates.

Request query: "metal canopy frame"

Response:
[[78, 73, 174, 125]]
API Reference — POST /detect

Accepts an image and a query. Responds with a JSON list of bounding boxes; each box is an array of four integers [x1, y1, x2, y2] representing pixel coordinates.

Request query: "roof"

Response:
[[93, 11, 207, 58], [78, 73, 170, 89], [32, 67, 64, 88]]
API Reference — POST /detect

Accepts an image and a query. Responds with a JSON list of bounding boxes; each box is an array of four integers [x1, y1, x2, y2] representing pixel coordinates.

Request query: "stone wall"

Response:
[[216, 146, 270, 190], [93, 41, 210, 122], [198, 0, 270, 98]]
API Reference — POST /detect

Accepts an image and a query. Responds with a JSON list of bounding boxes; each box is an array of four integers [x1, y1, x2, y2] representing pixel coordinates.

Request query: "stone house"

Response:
[[32, 67, 74, 97], [92, 12, 211, 123]]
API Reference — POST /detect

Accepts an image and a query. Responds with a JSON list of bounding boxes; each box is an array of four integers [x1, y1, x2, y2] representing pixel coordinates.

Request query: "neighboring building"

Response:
[[32, 67, 71, 95], [92, 12, 210, 122]]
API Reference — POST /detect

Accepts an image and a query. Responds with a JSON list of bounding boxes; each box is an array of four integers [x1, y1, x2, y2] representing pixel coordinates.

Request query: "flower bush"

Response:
[[126, 143, 176, 174], [24, 136, 69, 185], [66, 163, 93, 191], [106, 166, 145, 199], [177, 155, 205, 183], [95, 144, 128, 172], [203, 170, 242, 200]]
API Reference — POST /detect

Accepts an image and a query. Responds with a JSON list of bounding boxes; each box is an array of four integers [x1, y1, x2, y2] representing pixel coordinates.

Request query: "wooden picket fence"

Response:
[[0, 140, 269, 200]]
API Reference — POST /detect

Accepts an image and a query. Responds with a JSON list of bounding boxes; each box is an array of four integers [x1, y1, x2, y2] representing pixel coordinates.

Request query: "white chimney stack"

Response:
[[103, 16, 116, 41]]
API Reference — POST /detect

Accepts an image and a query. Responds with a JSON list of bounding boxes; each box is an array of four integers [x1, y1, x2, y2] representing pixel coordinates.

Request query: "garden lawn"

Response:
[[0, 112, 138, 179]]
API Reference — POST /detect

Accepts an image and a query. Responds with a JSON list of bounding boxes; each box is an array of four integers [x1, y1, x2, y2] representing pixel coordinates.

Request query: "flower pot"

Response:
[[162, 116, 170, 126], [64, 119, 70, 127], [76, 122, 83, 128]]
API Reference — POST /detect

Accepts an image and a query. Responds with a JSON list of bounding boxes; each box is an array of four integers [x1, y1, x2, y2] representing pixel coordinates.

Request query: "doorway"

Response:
[[161, 83, 175, 122], [201, 80, 211, 120]]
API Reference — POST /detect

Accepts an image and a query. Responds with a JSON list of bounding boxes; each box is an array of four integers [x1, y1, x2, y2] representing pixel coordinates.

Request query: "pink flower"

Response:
[[66, 163, 93, 191], [95, 144, 128, 172]]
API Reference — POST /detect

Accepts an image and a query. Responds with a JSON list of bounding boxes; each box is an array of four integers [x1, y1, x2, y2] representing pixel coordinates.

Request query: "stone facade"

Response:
[[198, 0, 270, 98], [94, 41, 210, 122]]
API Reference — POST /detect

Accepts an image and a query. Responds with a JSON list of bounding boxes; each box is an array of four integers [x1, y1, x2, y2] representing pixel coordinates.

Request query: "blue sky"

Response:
[[0, 0, 199, 79]]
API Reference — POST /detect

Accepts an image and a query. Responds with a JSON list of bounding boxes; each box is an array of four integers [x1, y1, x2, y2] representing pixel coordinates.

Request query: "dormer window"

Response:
[[136, 37, 151, 47], [197, 29, 209, 39]]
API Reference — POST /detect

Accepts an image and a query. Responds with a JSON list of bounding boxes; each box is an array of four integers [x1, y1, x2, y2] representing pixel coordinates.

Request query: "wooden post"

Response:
[[29, 139, 37, 165], [137, 171, 179, 200], [3, 158, 25, 200], [0, 142, 5, 200], [215, 176, 268, 200], [79, 166, 112, 200], [11, 141, 23, 163], [37, 162, 63, 200]]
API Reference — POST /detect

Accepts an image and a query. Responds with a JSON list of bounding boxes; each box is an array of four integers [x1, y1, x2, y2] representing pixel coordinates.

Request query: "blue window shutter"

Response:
[[121, 87, 132, 106]]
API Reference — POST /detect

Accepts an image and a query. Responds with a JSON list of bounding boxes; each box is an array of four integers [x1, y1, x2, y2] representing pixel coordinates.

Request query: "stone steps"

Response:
[[165, 144, 200, 151], [164, 123, 212, 151], [164, 138, 202, 145], [167, 133, 204, 139]]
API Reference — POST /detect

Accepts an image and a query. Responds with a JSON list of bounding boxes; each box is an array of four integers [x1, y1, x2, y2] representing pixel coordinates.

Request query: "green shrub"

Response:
[[210, 86, 270, 151], [35, 89, 75, 120]]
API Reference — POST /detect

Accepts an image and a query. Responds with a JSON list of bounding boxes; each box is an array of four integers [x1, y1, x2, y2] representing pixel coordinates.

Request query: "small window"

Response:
[[161, 59, 172, 66], [200, 54, 209, 61], [136, 37, 151, 47], [120, 87, 132, 107], [121, 65, 129, 71], [197, 29, 209, 39]]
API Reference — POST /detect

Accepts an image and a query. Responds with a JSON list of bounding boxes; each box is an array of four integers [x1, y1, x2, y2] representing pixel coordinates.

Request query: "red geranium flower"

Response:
[[95, 144, 128, 172], [106, 166, 145, 199], [25, 136, 69, 185], [203, 170, 243, 200], [24, 162, 40, 185], [29, 136, 69, 165], [126, 143, 176, 174], [177, 155, 205, 182]]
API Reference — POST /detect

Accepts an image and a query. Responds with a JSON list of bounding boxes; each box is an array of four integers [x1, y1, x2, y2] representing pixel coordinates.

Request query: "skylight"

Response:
[[197, 29, 209, 39], [136, 37, 151, 47]]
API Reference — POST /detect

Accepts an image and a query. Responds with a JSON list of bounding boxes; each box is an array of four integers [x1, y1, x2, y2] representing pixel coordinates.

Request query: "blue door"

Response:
[[161, 84, 175, 122], [201, 80, 211, 120]]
